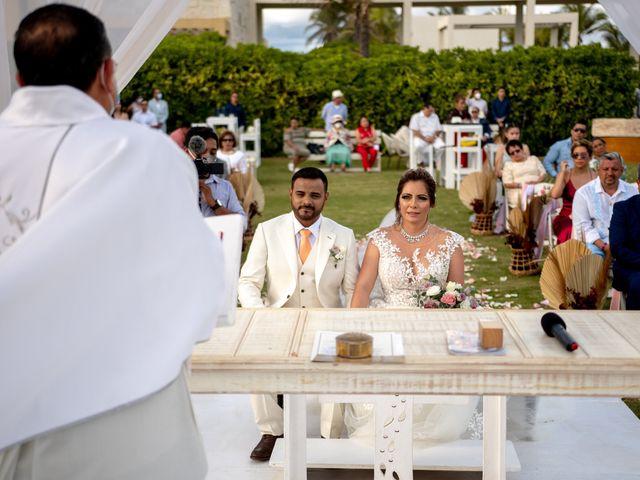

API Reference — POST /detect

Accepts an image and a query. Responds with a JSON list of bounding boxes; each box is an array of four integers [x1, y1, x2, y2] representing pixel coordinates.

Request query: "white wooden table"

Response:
[[190, 308, 640, 480]]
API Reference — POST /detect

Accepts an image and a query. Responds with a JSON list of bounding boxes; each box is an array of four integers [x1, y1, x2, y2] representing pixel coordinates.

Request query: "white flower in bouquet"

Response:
[[425, 285, 441, 296], [445, 281, 462, 293]]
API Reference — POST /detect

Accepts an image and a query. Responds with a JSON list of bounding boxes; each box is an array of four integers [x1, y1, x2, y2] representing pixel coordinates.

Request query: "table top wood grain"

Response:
[[189, 308, 640, 397]]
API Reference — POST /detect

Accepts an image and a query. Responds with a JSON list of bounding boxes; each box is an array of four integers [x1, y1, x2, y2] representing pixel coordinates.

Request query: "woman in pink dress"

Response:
[[355, 116, 377, 172], [550, 139, 596, 244]]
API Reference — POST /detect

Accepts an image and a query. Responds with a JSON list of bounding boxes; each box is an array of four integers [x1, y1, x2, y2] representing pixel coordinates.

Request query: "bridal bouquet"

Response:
[[413, 277, 480, 309]]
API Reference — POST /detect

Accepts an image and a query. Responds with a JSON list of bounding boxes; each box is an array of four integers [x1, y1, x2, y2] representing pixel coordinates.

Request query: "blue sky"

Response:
[[262, 5, 603, 52]]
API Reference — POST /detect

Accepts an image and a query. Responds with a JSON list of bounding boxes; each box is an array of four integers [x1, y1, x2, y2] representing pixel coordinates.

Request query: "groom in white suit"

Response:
[[239, 167, 359, 460]]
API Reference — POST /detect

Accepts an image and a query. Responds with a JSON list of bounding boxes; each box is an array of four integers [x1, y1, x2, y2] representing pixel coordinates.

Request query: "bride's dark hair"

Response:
[[394, 168, 437, 220]]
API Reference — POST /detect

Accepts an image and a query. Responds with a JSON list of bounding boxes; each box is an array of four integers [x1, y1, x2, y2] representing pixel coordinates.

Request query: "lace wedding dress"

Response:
[[345, 224, 480, 444]]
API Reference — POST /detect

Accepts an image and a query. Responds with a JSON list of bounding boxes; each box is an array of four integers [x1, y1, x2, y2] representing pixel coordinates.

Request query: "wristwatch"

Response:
[[211, 199, 223, 211]]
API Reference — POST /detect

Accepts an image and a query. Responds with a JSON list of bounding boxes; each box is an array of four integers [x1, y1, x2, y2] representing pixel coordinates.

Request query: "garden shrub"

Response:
[[124, 33, 638, 156]]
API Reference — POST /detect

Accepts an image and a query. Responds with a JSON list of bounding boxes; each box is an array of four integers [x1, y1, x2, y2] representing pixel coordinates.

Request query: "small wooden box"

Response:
[[479, 321, 503, 349]]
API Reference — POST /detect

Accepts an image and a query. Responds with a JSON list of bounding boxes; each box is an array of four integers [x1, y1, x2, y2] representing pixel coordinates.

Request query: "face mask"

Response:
[[474, 92, 481, 100], [155, 93, 162, 100]]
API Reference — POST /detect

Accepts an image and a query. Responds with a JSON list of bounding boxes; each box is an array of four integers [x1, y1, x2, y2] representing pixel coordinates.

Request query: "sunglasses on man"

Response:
[[573, 128, 586, 133]]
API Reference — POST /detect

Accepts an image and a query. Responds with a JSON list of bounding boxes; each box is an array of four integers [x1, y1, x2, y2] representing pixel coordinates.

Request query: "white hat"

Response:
[[331, 114, 344, 125], [332, 89, 344, 100]]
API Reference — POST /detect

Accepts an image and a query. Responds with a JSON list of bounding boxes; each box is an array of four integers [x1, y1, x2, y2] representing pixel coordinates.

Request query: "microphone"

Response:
[[541, 312, 579, 352], [188, 135, 207, 157]]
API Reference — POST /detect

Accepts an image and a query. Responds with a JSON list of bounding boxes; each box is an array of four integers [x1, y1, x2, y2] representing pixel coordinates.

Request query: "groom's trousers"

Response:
[[251, 394, 345, 438]]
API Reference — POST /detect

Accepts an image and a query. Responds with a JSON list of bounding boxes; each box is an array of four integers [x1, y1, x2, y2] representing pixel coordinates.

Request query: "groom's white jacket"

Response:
[[238, 212, 359, 308]]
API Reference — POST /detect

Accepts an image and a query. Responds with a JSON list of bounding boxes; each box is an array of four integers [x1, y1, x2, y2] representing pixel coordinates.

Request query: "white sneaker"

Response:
[[287, 162, 294, 172]]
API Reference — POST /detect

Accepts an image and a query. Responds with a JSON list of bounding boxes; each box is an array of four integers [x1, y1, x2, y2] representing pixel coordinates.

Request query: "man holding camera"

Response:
[[186, 127, 247, 230]]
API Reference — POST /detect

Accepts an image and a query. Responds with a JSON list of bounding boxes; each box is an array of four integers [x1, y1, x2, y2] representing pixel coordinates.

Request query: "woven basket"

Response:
[[509, 248, 541, 276], [470, 213, 494, 236]]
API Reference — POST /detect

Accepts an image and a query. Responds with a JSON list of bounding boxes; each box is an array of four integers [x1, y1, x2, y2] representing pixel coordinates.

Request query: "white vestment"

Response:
[[0, 86, 224, 453]]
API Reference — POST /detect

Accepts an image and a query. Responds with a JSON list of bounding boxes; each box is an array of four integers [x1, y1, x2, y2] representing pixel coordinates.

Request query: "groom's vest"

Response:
[[284, 240, 323, 309]]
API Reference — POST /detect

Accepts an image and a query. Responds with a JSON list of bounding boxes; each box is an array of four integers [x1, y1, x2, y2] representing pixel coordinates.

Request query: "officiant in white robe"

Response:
[[0, 5, 224, 480]]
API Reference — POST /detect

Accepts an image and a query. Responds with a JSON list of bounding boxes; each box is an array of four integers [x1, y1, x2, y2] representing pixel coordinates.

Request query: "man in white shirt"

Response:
[[131, 100, 159, 128], [572, 153, 639, 256], [409, 101, 443, 167], [238, 167, 359, 461], [321, 89, 348, 132], [0, 5, 224, 479], [148, 87, 169, 132]]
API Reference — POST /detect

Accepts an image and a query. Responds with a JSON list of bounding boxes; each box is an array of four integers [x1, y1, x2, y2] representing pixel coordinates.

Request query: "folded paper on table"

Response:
[[311, 331, 405, 363], [446, 330, 506, 356]]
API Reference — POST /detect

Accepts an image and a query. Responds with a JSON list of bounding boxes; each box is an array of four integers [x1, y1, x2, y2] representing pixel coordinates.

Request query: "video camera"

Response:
[[188, 135, 225, 179]]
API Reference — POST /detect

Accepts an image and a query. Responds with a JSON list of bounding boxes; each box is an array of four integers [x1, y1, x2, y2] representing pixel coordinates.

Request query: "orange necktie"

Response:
[[299, 229, 312, 264]]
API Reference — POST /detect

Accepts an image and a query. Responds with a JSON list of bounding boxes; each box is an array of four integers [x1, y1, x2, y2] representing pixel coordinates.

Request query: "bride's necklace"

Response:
[[400, 223, 430, 243]]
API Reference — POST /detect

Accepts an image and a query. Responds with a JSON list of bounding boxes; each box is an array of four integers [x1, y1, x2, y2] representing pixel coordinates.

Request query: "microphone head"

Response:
[[541, 312, 567, 337], [188, 135, 207, 156]]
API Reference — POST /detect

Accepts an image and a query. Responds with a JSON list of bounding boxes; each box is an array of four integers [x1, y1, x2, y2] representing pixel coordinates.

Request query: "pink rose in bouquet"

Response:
[[440, 292, 457, 307]]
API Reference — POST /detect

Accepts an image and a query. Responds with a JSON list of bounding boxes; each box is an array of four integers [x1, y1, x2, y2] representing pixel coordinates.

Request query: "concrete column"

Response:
[[514, 3, 524, 46], [229, 0, 256, 46], [569, 17, 579, 46], [550, 27, 559, 47], [524, 0, 536, 47], [401, 0, 412, 46], [256, 5, 264, 45]]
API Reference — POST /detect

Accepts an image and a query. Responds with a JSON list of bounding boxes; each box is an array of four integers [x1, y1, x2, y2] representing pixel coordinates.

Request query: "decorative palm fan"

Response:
[[565, 254, 606, 309], [540, 239, 592, 309], [459, 172, 486, 212], [508, 206, 527, 240]]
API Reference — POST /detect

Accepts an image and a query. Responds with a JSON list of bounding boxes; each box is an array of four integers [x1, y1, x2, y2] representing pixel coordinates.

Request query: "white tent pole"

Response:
[[0, 0, 12, 110]]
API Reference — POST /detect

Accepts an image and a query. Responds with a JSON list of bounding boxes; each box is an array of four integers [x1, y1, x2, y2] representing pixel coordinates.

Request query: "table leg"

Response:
[[374, 395, 413, 480], [284, 394, 307, 480], [482, 395, 506, 480]]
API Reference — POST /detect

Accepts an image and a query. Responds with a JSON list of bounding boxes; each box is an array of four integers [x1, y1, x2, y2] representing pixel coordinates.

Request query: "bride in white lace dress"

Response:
[[348, 168, 478, 443]]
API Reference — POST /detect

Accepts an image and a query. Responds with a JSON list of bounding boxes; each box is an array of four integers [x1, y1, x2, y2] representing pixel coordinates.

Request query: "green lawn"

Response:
[[255, 155, 542, 308]]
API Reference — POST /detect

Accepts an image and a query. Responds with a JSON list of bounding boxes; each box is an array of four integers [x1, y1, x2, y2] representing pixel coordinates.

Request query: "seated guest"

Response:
[[502, 139, 547, 209], [494, 124, 530, 178], [469, 106, 492, 146], [131, 100, 159, 128], [355, 115, 378, 172], [610, 189, 640, 309], [490, 87, 511, 128], [550, 140, 596, 245], [409, 100, 443, 167], [543, 121, 587, 177], [325, 114, 353, 172], [169, 123, 190, 150], [217, 130, 248, 174], [590, 136, 607, 170], [283, 117, 311, 172], [573, 153, 639, 256], [445, 94, 471, 123], [112, 103, 129, 120]]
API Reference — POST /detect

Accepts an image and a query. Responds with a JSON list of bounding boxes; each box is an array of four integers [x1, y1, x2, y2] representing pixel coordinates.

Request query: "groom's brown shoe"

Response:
[[250, 434, 283, 461]]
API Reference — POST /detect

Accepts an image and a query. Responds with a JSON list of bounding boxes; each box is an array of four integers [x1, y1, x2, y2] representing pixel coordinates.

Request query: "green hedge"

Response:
[[124, 33, 638, 156]]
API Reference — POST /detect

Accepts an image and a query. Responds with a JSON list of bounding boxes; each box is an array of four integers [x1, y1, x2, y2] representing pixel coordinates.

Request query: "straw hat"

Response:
[[332, 89, 344, 100], [331, 114, 344, 125]]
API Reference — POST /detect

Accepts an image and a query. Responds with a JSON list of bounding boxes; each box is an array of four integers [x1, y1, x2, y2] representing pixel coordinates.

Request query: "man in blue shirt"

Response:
[[223, 91, 246, 130], [490, 87, 511, 129], [321, 89, 348, 132], [543, 121, 587, 177]]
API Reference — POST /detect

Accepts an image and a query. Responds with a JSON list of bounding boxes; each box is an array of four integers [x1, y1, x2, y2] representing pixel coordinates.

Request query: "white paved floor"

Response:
[[193, 394, 640, 480]]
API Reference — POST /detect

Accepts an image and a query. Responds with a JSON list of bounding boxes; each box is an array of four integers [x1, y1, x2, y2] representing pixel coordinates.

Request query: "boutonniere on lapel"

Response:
[[329, 245, 345, 268]]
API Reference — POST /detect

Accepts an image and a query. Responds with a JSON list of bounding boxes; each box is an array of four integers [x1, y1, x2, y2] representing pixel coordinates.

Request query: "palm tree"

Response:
[[370, 7, 400, 44], [600, 21, 630, 52], [305, 1, 349, 46], [561, 4, 609, 44], [353, 0, 371, 57], [436, 6, 467, 15]]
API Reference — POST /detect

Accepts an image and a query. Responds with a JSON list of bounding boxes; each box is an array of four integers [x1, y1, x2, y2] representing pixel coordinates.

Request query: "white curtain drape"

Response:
[[0, 0, 189, 110], [598, 0, 640, 55]]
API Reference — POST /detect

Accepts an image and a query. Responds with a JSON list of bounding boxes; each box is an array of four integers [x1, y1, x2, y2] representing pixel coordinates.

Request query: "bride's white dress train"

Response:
[[345, 225, 479, 444]]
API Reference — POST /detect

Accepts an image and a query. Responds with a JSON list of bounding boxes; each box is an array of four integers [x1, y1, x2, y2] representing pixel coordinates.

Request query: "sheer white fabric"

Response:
[[345, 224, 479, 443]]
